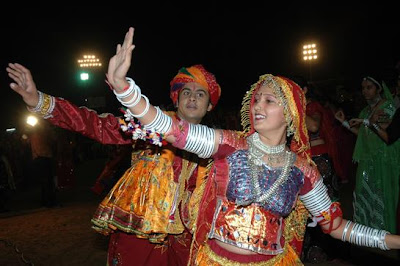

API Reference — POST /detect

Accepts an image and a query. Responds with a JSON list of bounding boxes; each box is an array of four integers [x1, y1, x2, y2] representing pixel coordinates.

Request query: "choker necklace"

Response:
[[251, 132, 286, 154], [248, 133, 286, 166]]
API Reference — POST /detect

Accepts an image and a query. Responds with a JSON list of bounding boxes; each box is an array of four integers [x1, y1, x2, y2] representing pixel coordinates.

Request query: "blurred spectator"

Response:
[[28, 120, 60, 208], [91, 144, 132, 196], [335, 76, 400, 233], [0, 146, 16, 212]]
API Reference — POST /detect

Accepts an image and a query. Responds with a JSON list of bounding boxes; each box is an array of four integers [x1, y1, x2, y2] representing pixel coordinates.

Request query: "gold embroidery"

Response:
[[196, 242, 302, 266]]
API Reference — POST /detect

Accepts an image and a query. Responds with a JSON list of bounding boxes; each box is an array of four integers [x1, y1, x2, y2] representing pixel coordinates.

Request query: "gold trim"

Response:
[[197, 242, 302, 266]]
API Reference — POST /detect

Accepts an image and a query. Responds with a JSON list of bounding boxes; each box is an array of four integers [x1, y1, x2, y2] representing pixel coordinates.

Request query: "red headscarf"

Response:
[[240, 74, 312, 163], [169, 65, 221, 110]]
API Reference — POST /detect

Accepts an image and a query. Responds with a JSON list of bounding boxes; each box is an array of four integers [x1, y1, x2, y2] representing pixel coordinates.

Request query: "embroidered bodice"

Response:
[[226, 149, 304, 217]]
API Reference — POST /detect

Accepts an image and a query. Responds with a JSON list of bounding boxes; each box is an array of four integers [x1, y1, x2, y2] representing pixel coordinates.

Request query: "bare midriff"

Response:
[[215, 239, 258, 255], [310, 138, 325, 147]]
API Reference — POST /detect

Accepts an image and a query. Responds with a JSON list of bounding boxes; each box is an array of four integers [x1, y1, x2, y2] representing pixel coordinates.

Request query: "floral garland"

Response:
[[118, 107, 167, 147]]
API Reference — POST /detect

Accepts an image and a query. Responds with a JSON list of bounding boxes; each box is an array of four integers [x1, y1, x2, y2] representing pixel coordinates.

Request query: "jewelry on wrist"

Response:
[[27, 91, 55, 118], [130, 95, 150, 118], [115, 77, 143, 108], [363, 119, 370, 127], [372, 123, 380, 131], [145, 107, 172, 134], [342, 120, 350, 129], [113, 77, 135, 98]]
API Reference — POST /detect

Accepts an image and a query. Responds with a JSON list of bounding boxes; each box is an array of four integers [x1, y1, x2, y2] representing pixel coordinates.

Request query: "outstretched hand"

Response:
[[107, 27, 136, 92], [6, 63, 39, 108], [334, 110, 345, 123], [349, 118, 363, 127]]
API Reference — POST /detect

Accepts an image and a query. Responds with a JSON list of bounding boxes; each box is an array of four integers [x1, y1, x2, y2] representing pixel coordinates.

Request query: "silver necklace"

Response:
[[248, 132, 286, 166], [236, 134, 294, 206], [252, 132, 286, 154], [249, 150, 294, 205]]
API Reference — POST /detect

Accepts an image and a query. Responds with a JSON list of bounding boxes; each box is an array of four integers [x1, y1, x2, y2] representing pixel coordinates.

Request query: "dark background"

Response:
[[1, 2, 399, 130]]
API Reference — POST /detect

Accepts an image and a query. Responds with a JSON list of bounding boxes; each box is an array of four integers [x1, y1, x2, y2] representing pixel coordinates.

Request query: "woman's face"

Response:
[[251, 84, 287, 136], [361, 79, 380, 101]]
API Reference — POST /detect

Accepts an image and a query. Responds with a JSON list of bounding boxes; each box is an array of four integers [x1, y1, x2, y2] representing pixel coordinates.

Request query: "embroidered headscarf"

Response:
[[240, 74, 312, 163], [169, 65, 221, 110], [363, 76, 394, 102]]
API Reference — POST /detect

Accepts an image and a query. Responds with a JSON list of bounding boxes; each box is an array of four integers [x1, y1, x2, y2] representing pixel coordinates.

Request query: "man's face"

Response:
[[176, 82, 212, 124]]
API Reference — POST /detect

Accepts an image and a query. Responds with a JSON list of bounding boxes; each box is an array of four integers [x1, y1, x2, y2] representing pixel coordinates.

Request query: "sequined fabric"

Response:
[[206, 149, 306, 255], [209, 198, 284, 255], [226, 150, 304, 217]]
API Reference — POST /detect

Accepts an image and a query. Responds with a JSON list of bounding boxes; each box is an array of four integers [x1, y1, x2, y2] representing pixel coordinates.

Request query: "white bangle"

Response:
[[130, 95, 150, 118], [341, 220, 352, 242], [342, 120, 350, 129], [372, 123, 380, 131], [119, 88, 140, 107], [29, 90, 44, 112], [113, 77, 135, 98], [183, 124, 215, 158], [145, 107, 172, 134], [363, 119, 370, 127]]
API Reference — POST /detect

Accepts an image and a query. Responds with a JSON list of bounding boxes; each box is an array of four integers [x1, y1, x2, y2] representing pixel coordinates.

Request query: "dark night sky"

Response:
[[1, 3, 399, 130]]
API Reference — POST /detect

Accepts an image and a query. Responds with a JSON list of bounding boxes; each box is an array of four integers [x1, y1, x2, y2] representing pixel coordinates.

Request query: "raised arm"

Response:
[[7, 63, 40, 108], [7, 63, 131, 145], [106, 27, 221, 157]]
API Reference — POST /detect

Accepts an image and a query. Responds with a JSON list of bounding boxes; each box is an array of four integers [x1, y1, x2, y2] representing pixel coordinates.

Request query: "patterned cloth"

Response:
[[170, 65, 221, 109]]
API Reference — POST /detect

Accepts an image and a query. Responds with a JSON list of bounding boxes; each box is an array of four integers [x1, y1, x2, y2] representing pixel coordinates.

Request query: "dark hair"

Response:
[[290, 76, 308, 90]]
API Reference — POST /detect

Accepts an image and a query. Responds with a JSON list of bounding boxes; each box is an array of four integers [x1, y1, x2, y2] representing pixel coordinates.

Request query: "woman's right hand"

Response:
[[349, 118, 363, 127], [6, 63, 40, 108]]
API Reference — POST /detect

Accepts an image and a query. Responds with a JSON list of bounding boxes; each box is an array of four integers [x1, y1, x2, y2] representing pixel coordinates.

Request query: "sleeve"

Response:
[[213, 130, 247, 159], [298, 162, 321, 196], [46, 97, 132, 145]]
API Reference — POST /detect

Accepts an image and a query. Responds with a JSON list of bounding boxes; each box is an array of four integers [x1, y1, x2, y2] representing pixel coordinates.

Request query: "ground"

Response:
[[1, 159, 399, 265]]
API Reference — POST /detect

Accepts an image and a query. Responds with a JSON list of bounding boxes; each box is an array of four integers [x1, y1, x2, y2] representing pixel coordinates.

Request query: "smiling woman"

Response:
[[99, 27, 400, 265]]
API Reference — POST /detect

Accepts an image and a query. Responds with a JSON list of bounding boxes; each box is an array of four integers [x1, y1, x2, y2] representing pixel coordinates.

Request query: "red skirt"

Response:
[[107, 230, 192, 266]]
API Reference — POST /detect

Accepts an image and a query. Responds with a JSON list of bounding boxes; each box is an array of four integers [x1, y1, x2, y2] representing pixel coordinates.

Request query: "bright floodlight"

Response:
[[303, 43, 318, 61], [26, 115, 38, 127], [80, 72, 89, 81], [77, 54, 102, 68]]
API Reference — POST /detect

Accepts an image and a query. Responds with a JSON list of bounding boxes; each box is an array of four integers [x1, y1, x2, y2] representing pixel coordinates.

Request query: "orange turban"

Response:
[[169, 65, 221, 110]]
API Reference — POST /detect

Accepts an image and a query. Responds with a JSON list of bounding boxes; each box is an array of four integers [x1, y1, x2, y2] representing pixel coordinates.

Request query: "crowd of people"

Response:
[[4, 26, 400, 265]]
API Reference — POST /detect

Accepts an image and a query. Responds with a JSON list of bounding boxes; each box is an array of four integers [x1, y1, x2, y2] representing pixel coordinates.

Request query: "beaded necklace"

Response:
[[241, 132, 294, 206]]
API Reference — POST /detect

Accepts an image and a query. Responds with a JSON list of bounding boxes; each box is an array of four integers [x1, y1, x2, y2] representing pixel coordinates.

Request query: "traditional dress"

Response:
[[155, 74, 344, 265], [352, 99, 400, 233], [32, 95, 207, 265], [189, 130, 315, 265], [34, 64, 222, 266]]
